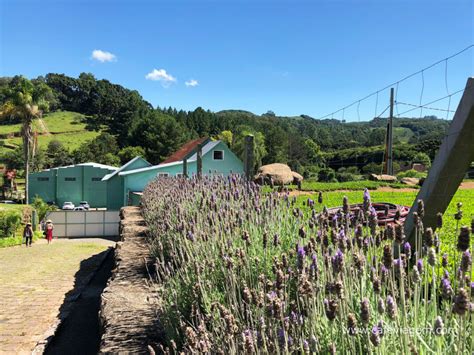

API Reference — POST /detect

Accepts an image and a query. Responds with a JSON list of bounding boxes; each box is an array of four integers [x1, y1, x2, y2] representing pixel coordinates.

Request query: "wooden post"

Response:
[[244, 135, 255, 181], [197, 143, 203, 178], [387, 88, 394, 175], [182, 159, 188, 177], [404, 77, 474, 245]]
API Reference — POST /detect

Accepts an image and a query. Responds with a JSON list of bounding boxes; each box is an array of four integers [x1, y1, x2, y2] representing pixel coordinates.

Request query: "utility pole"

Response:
[[386, 88, 394, 175]]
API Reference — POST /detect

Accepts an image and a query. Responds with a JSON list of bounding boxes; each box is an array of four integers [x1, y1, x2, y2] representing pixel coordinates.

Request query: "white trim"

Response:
[[176, 172, 184, 177], [102, 156, 150, 181], [119, 160, 183, 176], [157, 172, 169, 177], [213, 150, 224, 161]]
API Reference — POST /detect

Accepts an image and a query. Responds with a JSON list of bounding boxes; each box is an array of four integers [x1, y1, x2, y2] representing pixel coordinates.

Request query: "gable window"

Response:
[[37, 177, 49, 182], [213, 150, 224, 161], [64, 177, 76, 182], [157, 172, 169, 177]]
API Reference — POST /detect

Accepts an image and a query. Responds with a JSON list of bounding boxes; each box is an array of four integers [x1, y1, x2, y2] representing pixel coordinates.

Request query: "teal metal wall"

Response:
[[29, 165, 115, 207], [122, 142, 244, 205], [105, 157, 150, 210]]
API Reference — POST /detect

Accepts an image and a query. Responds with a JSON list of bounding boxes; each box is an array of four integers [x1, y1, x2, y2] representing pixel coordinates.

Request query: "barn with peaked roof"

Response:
[[28, 138, 244, 210]]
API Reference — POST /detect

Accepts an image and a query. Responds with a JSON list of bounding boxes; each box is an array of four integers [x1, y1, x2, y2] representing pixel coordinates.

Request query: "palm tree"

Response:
[[0, 77, 50, 204]]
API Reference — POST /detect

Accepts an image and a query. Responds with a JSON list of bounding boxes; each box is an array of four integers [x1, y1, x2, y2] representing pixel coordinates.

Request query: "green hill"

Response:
[[0, 111, 101, 153]]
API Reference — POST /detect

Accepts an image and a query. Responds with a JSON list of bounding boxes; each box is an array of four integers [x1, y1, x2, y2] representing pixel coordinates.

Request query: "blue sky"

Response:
[[1, 0, 473, 120]]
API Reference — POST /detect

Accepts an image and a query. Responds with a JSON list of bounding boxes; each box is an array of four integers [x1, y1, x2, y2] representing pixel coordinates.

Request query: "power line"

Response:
[[318, 44, 473, 119]]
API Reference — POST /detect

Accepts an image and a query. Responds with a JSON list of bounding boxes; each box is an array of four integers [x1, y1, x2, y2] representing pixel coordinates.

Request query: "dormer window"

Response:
[[213, 150, 224, 160]]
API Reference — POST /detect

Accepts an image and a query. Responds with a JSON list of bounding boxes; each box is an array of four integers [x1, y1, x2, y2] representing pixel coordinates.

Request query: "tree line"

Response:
[[1, 73, 449, 183]]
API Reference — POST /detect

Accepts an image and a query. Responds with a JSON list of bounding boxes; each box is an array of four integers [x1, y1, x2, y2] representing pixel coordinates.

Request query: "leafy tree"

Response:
[[45, 140, 73, 168], [73, 132, 120, 166], [412, 152, 431, 168], [128, 111, 189, 164], [0, 76, 51, 203], [118, 146, 146, 165], [32, 196, 56, 222], [217, 130, 233, 148], [233, 127, 267, 171]]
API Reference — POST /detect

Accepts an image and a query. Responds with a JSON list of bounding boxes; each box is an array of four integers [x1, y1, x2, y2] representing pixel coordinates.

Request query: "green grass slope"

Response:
[[0, 111, 101, 152]]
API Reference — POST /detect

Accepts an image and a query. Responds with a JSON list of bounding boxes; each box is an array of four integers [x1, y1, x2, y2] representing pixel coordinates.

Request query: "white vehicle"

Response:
[[79, 201, 90, 210], [73, 206, 86, 211], [62, 202, 75, 210]]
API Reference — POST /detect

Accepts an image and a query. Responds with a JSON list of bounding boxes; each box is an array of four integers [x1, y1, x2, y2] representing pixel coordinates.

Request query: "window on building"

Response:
[[176, 173, 183, 178], [213, 150, 224, 160], [91, 177, 102, 181], [157, 172, 169, 177], [37, 177, 49, 182], [64, 177, 76, 181]]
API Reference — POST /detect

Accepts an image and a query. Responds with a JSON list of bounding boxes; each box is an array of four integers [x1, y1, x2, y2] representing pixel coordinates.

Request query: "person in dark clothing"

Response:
[[23, 223, 33, 247]]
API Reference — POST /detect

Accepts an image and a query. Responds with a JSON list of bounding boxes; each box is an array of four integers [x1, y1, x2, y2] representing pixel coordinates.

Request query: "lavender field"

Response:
[[142, 176, 473, 354]]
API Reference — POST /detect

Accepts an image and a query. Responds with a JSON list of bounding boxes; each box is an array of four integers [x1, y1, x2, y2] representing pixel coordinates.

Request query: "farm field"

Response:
[[142, 176, 473, 354]]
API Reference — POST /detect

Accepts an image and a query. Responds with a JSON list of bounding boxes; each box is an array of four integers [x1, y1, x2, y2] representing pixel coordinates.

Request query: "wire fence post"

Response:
[[387, 87, 394, 175], [244, 135, 255, 181], [197, 143, 203, 178]]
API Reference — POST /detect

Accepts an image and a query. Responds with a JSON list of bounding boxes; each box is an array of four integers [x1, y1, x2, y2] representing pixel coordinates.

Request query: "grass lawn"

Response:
[[293, 188, 474, 256], [41, 111, 88, 133], [264, 179, 412, 193]]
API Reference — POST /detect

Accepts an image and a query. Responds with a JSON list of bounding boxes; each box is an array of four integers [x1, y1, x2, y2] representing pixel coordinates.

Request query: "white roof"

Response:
[[119, 160, 182, 176], [187, 140, 221, 161], [118, 140, 222, 177], [102, 156, 150, 181], [38, 162, 119, 172]]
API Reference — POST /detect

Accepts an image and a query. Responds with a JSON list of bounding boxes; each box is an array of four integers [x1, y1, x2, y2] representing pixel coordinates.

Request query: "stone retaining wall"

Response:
[[99, 206, 162, 353]]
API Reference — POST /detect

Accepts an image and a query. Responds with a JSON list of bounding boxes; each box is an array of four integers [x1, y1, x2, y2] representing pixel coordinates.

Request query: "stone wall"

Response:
[[99, 206, 163, 353]]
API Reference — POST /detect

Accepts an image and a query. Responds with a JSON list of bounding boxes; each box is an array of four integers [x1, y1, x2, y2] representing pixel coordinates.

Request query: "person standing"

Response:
[[23, 223, 33, 247], [45, 219, 54, 244]]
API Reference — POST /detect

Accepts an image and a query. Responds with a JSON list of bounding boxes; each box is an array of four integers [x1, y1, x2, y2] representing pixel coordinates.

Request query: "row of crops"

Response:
[[142, 176, 473, 354]]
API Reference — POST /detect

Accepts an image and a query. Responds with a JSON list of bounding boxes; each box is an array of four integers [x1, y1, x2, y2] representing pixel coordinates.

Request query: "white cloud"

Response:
[[91, 49, 117, 63], [185, 79, 199, 87], [145, 68, 177, 87]]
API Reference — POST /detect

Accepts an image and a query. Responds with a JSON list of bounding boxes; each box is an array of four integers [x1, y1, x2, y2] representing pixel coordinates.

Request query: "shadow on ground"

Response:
[[44, 246, 115, 355]]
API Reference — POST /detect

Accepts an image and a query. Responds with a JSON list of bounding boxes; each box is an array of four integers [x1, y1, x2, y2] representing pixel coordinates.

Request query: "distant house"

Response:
[[117, 139, 243, 207], [29, 138, 243, 210]]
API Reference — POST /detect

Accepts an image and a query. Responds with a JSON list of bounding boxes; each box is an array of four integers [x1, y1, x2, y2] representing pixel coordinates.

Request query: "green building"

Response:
[[29, 139, 243, 210], [117, 139, 243, 207], [28, 163, 119, 208]]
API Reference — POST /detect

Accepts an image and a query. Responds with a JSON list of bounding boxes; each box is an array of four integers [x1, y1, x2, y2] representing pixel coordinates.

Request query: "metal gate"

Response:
[[44, 210, 120, 238]]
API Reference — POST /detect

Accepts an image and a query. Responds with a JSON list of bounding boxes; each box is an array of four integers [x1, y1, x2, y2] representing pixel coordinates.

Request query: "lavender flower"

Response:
[[403, 242, 412, 260], [318, 191, 323, 204], [417, 199, 425, 219], [460, 250, 471, 273], [442, 253, 448, 268], [387, 296, 397, 320], [377, 298, 385, 314], [360, 298, 370, 324], [363, 188, 371, 213], [457, 226, 470, 251], [427, 248, 437, 267], [324, 298, 339, 321], [383, 245, 393, 269], [433, 316, 444, 336], [370, 325, 381, 346], [331, 249, 344, 274], [347, 313, 358, 336], [424, 227, 434, 247], [441, 277, 454, 300], [416, 259, 423, 274], [452, 288, 469, 316]]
